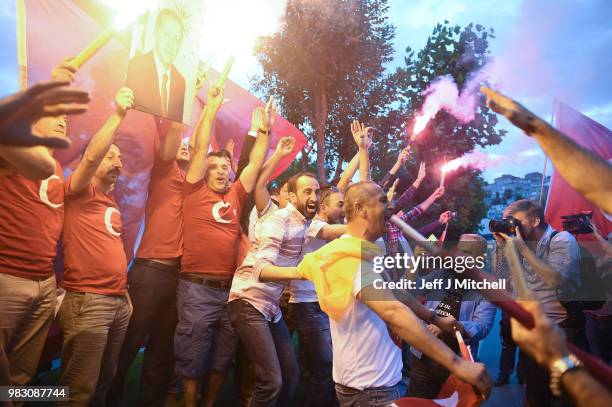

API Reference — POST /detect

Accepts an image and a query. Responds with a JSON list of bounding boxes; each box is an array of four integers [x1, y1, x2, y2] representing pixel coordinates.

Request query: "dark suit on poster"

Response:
[[125, 51, 186, 123]]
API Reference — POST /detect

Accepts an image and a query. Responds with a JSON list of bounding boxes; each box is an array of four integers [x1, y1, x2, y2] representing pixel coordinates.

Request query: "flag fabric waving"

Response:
[[545, 101, 612, 241], [22, 0, 307, 262]]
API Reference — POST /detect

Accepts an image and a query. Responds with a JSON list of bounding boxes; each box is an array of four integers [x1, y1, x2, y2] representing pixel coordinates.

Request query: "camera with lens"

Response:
[[561, 212, 593, 235], [488, 216, 523, 236]]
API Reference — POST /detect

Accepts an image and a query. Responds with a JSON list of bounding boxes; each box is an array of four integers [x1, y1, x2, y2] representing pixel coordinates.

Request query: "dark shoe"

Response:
[[517, 375, 525, 385], [494, 374, 510, 386]]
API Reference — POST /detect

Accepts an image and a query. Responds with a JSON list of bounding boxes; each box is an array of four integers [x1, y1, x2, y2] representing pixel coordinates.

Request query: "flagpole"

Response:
[[16, 0, 27, 89], [538, 97, 557, 204]]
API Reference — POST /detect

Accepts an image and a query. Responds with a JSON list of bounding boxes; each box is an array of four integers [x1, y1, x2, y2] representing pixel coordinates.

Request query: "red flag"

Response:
[[545, 101, 612, 242], [23, 0, 307, 261]]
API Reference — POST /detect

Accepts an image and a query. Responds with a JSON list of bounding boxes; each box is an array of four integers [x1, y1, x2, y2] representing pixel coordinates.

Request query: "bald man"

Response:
[[261, 182, 493, 405]]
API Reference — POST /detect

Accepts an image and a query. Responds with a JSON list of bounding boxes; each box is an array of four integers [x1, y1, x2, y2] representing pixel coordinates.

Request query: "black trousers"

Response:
[[107, 259, 179, 407]]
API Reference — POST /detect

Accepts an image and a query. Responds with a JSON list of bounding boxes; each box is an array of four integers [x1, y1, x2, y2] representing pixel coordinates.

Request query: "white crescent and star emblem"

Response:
[[212, 200, 235, 224], [104, 207, 122, 236], [39, 175, 63, 209]]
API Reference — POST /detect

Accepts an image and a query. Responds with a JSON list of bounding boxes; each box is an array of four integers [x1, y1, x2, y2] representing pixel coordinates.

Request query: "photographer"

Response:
[[493, 199, 581, 407]]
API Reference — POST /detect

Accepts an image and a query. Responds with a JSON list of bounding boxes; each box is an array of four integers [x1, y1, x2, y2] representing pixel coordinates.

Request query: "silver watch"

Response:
[[549, 353, 583, 397]]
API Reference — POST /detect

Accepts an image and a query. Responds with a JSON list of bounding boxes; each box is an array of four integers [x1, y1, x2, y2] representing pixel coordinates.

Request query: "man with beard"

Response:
[[494, 199, 580, 407], [228, 172, 347, 406], [57, 87, 134, 406], [176, 83, 272, 407], [108, 121, 189, 406], [0, 62, 90, 387], [286, 185, 345, 407]]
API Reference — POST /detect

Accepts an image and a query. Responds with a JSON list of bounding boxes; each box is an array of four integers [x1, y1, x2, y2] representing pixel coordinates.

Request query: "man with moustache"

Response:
[[0, 62, 90, 386], [57, 87, 134, 406], [228, 172, 348, 406], [108, 121, 189, 406]]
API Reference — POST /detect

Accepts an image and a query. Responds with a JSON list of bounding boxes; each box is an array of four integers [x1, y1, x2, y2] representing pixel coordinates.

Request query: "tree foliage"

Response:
[[253, 0, 396, 181], [382, 21, 506, 234], [256, 11, 507, 234]]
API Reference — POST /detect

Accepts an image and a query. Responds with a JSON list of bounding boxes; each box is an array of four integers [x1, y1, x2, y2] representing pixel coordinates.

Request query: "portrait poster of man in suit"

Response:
[[125, 4, 203, 124]]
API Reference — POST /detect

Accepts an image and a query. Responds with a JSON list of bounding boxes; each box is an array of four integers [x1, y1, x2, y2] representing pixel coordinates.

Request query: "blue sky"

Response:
[[1, 0, 610, 182]]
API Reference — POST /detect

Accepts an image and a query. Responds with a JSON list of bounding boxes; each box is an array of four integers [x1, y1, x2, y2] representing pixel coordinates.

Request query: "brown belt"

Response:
[[180, 273, 233, 290]]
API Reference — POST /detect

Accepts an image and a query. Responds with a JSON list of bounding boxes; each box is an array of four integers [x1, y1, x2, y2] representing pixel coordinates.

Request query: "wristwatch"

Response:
[[549, 353, 583, 397]]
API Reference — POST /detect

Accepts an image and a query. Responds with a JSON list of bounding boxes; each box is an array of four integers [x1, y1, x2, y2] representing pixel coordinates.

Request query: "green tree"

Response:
[[384, 21, 507, 235], [253, 0, 396, 181]]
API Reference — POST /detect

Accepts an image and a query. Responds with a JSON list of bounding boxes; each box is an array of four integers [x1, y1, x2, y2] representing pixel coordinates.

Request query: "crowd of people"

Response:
[[0, 55, 610, 407]]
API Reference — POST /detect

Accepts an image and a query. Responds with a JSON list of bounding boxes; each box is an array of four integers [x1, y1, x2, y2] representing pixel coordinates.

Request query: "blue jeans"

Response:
[[228, 299, 299, 407], [335, 381, 406, 407], [289, 302, 335, 407]]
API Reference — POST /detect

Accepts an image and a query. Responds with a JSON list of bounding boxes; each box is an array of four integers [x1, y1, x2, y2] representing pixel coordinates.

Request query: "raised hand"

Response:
[[416, 161, 426, 182], [351, 120, 372, 149], [195, 63, 208, 91], [262, 96, 279, 132], [481, 86, 540, 134], [115, 87, 134, 117], [207, 81, 225, 114], [275, 136, 296, 157], [398, 146, 410, 164], [432, 186, 445, 200], [0, 80, 90, 148], [51, 57, 78, 83], [387, 178, 399, 202]]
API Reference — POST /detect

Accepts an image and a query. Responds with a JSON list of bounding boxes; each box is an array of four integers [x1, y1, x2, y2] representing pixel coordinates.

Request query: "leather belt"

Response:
[[180, 273, 233, 290], [134, 258, 180, 274]]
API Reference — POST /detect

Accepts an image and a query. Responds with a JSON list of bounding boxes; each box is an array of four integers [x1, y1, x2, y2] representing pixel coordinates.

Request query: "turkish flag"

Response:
[[545, 101, 612, 242], [22, 0, 307, 262]]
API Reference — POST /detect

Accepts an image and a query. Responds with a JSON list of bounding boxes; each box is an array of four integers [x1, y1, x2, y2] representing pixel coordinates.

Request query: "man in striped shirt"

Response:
[[228, 172, 346, 406]]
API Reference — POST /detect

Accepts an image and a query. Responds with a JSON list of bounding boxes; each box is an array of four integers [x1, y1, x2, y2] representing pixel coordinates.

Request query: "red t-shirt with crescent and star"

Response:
[[61, 175, 127, 295], [181, 179, 247, 277], [0, 160, 64, 280], [136, 157, 185, 259]]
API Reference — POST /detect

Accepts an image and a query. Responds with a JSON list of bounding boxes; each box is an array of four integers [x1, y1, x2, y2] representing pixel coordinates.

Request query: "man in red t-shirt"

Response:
[[108, 120, 188, 406], [0, 61, 89, 386], [175, 80, 273, 407], [56, 87, 134, 406]]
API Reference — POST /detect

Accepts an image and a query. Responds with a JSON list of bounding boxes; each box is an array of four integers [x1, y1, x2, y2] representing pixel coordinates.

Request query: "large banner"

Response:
[[22, 0, 307, 262], [545, 101, 612, 240]]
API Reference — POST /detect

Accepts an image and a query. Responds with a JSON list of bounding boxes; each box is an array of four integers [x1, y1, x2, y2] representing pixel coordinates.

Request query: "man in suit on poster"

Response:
[[126, 8, 186, 123]]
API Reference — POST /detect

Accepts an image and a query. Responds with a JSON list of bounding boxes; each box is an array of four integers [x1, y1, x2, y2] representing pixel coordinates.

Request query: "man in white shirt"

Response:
[[261, 182, 493, 406]]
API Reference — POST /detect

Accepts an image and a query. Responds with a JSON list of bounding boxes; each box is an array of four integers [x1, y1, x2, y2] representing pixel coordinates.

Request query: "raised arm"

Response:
[[238, 97, 277, 193], [481, 86, 612, 214], [186, 81, 225, 184], [394, 162, 426, 212], [158, 121, 185, 162], [336, 153, 359, 192], [381, 146, 410, 190], [416, 186, 445, 214], [254, 136, 295, 213], [351, 120, 371, 182], [69, 87, 133, 192]]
